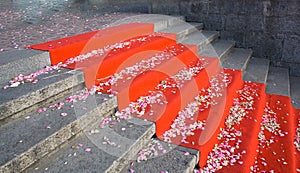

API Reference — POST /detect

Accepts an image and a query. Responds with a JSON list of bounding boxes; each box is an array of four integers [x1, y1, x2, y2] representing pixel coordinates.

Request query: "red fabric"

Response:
[[29, 23, 155, 65], [294, 108, 300, 172], [80, 33, 177, 88], [126, 46, 208, 136], [215, 83, 266, 173], [183, 69, 244, 167], [28, 23, 299, 172], [257, 95, 297, 172]]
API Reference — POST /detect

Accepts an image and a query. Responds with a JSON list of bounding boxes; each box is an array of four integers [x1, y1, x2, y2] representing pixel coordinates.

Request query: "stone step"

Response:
[[290, 76, 300, 109], [107, 14, 185, 32], [121, 139, 199, 173], [0, 93, 117, 173], [179, 30, 220, 51], [266, 66, 290, 96], [0, 68, 85, 124], [150, 15, 185, 32], [199, 39, 235, 61], [242, 57, 270, 84], [160, 22, 203, 41], [220, 48, 252, 71], [0, 49, 50, 84], [24, 117, 155, 173]]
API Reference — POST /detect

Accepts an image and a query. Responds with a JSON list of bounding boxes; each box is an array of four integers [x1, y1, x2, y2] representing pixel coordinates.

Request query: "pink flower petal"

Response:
[[61, 112, 68, 117], [85, 148, 91, 152]]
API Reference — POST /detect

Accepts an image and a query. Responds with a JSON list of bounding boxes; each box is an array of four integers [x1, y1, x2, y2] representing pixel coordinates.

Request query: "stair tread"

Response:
[[0, 68, 84, 121], [160, 22, 203, 40], [266, 66, 290, 96], [25, 117, 155, 173], [290, 76, 300, 109], [179, 30, 220, 50], [243, 57, 270, 84], [0, 93, 117, 172], [0, 49, 50, 84], [121, 139, 199, 173], [199, 39, 235, 60], [107, 14, 184, 32], [221, 48, 252, 71]]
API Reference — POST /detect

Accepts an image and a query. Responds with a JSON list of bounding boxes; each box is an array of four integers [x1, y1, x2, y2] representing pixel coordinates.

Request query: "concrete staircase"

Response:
[[0, 15, 299, 173]]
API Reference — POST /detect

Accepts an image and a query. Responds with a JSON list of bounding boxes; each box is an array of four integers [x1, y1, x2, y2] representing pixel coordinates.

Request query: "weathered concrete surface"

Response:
[[160, 22, 203, 40], [221, 48, 252, 71], [0, 0, 144, 52], [149, 0, 300, 76], [243, 57, 270, 84], [0, 49, 50, 84], [290, 76, 300, 109], [24, 117, 155, 173], [121, 139, 199, 173], [199, 39, 235, 61], [179, 30, 219, 51], [107, 14, 185, 32], [0, 69, 84, 122], [0, 93, 117, 173], [266, 66, 290, 96]]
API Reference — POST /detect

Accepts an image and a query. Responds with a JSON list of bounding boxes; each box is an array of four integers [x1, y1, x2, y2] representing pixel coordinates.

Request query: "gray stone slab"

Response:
[[242, 57, 270, 84], [179, 30, 220, 51], [290, 76, 300, 109], [121, 139, 199, 173], [24, 117, 155, 173], [199, 39, 235, 61], [0, 49, 50, 84], [160, 22, 203, 40], [221, 48, 252, 71], [0, 68, 84, 122], [266, 66, 290, 96], [106, 14, 185, 32], [0, 93, 117, 173]]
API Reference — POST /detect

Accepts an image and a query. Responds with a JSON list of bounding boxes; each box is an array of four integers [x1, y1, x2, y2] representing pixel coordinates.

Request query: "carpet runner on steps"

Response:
[[251, 95, 296, 172], [28, 23, 155, 65], [294, 109, 300, 172], [4, 20, 297, 172], [207, 82, 266, 173]]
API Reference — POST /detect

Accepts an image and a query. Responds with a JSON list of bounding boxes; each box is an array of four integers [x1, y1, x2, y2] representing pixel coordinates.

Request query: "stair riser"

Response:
[[0, 83, 85, 126], [0, 51, 50, 84], [154, 16, 185, 31], [220, 48, 252, 72], [176, 26, 202, 41], [0, 96, 117, 173], [199, 40, 235, 63], [106, 125, 155, 173], [0, 70, 84, 122], [197, 33, 220, 52]]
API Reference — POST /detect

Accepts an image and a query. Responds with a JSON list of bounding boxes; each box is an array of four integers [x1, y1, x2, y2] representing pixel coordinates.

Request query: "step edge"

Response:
[[0, 69, 85, 122], [106, 120, 156, 173], [0, 95, 117, 172], [265, 66, 290, 97], [220, 48, 253, 71], [200, 39, 236, 61], [242, 57, 270, 84], [0, 50, 51, 84]]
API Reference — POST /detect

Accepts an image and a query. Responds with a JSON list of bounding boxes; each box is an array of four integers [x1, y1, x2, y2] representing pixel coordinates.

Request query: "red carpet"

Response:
[[29, 22, 299, 172]]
